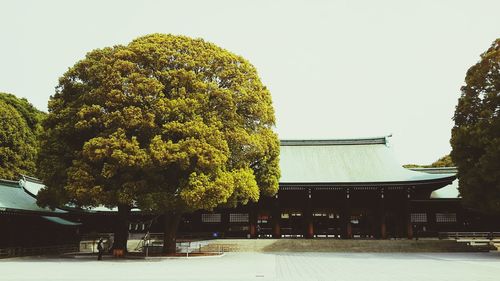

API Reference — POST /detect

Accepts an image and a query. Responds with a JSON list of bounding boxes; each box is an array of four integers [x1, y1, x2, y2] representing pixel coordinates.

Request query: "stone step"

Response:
[[200, 239, 494, 253]]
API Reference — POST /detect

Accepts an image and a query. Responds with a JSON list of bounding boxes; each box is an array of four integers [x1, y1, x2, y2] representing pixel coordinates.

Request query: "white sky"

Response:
[[1, 0, 499, 165]]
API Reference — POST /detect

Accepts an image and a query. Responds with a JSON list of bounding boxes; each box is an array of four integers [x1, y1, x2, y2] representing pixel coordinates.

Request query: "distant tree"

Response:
[[402, 163, 423, 168], [0, 92, 45, 137], [451, 38, 500, 213], [0, 100, 37, 179], [430, 155, 454, 167], [37, 34, 280, 253], [0, 92, 46, 178], [403, 154, 454, 169]]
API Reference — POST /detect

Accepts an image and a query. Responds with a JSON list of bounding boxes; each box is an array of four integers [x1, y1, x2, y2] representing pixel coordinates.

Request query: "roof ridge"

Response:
[[280, 136, 389, 146], [0, 179, 20, 187], [20, 174, 44, 184], [410, 167, 457, 170]]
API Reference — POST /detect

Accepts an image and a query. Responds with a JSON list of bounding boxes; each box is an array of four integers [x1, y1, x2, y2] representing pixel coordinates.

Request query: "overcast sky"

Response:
[[1, 0, 499, 165]]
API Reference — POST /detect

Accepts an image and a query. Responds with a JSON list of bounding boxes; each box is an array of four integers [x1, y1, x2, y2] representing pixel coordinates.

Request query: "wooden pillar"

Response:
[[405, 188, 413, 239], [457, 202, 465, 232], [341, 188, 352, 239], [305, 189, 314, 238], [249, 203, 257, 238], [379, 189, 387, 239], [272, 194, 281, 238], [222, 210, 230, 238], [427, 206, 435, 235]]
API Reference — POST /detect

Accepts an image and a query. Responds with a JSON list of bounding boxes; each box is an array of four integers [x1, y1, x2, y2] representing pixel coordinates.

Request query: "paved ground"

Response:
[[1, 252, 500, 281]]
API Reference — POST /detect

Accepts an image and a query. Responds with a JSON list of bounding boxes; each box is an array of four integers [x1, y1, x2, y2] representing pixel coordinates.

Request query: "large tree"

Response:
[[0, 100, 38, 179], [451, 38, 500, 213], [37, 34, 280, 253]]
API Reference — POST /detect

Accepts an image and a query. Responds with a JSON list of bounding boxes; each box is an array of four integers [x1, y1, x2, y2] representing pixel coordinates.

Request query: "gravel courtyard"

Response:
[[1, 252, 500, 281]]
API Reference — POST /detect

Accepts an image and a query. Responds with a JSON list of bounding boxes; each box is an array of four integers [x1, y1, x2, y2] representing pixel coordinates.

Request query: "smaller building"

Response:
[[0, 177, 80, 248]]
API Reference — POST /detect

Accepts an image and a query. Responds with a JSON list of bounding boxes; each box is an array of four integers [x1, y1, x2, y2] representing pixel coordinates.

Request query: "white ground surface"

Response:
[[1, 252, 500, 281]]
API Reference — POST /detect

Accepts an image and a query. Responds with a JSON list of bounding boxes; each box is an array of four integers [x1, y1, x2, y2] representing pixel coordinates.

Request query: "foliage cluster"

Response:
[[0, 98, 38, 179]]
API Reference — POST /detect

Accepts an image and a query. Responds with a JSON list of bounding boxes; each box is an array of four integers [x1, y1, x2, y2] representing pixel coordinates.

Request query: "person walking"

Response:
[[97, 238, 104, 260]]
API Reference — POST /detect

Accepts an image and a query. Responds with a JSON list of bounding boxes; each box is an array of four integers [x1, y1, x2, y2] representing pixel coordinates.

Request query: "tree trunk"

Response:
[[113, 204, 131, 253], [162, 212, 182, 255]]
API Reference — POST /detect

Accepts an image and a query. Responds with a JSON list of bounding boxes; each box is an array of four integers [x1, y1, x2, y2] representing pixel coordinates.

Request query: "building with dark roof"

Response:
[[179, 136, 495, 239]]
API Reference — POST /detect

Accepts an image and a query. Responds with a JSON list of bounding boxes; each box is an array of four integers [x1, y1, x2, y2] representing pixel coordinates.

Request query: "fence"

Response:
[[0, 244, 79, 259], [131, 233, 219, 257], [78, 232, 220, 256], [140, 240, 219, 257], [439, 232, 500, 240]]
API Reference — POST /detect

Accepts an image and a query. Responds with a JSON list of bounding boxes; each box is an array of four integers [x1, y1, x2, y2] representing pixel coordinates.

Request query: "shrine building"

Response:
[[183, 136, 460, 239]]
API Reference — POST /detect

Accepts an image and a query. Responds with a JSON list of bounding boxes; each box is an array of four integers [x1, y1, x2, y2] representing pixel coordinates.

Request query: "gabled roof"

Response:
[[0, 179, 66, 214], [20, 175, 45, 197], [279, 136, 456, 184]]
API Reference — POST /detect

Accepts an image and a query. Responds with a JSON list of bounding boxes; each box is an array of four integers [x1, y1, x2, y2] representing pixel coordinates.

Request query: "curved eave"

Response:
[[279, 174, 456, 187], [0, 207, 67, 215], [60, 205, 142, 214]]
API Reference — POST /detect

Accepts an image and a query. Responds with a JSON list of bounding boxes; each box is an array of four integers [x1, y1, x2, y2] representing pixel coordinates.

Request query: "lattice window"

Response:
[[436, 213, 457, 223], [201, 213, 221, 223], [411, 213, 427, 223], [128, 223, 146, 231], [229, 213, 249, 223], [313, 213, 327, 217]]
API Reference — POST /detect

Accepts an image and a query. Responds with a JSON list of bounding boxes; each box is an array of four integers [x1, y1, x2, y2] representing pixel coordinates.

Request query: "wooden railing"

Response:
[[117, 232, 215, 241], [80, 233, 114, 241], [439, 232, 500, 240], [0, 244, 79, 259]]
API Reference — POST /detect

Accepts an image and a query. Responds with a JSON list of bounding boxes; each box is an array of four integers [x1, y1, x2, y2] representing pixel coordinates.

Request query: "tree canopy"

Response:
[[451, 38, 500, 213], [37, 33, 280, 214], [0, 100, 38, 179]]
